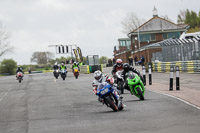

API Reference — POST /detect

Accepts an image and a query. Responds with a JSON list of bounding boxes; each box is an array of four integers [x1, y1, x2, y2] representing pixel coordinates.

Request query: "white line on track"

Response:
[[149, 90, 200, 110]]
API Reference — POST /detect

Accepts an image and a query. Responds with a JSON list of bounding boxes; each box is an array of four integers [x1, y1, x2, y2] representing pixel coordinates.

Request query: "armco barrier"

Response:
[[152, 60, 200, 73]]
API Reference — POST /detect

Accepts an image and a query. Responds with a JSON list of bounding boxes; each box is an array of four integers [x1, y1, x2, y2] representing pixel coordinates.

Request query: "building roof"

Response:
[[129, 16, 189, 36], [118, 38, 131, 41]]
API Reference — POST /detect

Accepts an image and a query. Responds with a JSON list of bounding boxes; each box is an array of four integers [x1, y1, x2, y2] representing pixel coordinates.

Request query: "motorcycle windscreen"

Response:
[[116, 71, 123, 78], [97, 82, 109, 90], [128, 72, 135, 79]]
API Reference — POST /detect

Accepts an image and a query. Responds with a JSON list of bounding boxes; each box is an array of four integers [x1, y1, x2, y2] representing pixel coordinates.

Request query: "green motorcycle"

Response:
[[126, 71, 145, 100]]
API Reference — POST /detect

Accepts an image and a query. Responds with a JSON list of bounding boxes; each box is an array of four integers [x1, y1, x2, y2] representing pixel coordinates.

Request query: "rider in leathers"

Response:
[[122, 63, 144, 91], [111, 58, 123, 78], [16, 66, 24, 79], [92, 70, 124, 110]]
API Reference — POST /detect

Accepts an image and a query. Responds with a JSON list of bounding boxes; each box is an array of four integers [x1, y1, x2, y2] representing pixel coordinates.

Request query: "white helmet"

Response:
[[94, 70, 102, 82], [116, 58, 123, 67]]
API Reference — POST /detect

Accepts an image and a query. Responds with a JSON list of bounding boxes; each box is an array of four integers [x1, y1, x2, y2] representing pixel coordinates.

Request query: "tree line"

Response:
[[177, 9, 200, 32]]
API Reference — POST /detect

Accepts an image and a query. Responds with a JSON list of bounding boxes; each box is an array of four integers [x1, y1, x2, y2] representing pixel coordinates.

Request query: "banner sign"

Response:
[[73, 49, 79, 61], [77, 47, 83, 62]]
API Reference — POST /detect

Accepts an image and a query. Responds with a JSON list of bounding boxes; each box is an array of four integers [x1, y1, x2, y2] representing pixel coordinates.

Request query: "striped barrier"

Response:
[[152, 60, 200, 73], [80, 65, 90, 74]]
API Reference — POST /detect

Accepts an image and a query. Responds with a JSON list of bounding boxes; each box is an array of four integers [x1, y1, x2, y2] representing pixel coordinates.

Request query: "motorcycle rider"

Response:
[[53, 62, 59, 77], [53, 62, 59, 70], [72, 62, 80, 73], [122, 63, 144, 91], [60, 62, 67, 72], [16, 66, 24, 79], [111, 58, 123, 77], [92, 70, 124, 110]]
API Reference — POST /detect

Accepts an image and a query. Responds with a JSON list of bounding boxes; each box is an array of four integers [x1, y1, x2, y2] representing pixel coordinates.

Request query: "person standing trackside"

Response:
[[128, 57, 133, 66], [134, 56, 138, 66]]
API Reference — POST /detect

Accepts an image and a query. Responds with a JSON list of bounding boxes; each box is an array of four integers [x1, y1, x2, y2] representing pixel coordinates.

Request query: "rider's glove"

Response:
[[107, 77, 114, 84]]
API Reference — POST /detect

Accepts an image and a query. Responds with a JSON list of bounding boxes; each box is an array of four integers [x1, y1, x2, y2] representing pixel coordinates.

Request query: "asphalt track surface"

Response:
[[0, 68, 200, 133]]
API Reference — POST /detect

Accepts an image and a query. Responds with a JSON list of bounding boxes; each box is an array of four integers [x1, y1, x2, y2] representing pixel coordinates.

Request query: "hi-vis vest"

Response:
[[73, 64, 78, 69], [61, 65, 66, 70]]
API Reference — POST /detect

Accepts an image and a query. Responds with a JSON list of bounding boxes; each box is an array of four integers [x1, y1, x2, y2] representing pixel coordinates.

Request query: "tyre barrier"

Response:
[[152, 60, 200, 73], [89, 65, 102, 73]]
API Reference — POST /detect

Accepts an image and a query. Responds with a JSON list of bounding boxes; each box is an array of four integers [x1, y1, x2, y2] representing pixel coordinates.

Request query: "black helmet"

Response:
[[123, 63, 130, 72]]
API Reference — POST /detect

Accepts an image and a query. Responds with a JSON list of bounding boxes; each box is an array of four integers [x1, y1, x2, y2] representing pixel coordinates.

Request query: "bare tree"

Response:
[[177, 10, 186, 24], [31, 51, 54, 64], [161, 15, 173, 22], [121, 12, 146, 34], [0, 22, 13, 57]]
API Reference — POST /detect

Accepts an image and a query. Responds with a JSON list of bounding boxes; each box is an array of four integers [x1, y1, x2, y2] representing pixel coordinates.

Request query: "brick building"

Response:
[[114, 7, 189, 63], [113, 38, 131, 63]]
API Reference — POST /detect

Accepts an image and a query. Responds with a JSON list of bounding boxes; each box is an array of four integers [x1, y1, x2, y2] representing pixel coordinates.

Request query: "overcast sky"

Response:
[[0, 0, 200, 64]]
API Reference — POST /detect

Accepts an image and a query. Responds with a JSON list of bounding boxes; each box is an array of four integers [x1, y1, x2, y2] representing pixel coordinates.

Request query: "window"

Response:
[[163, 33, 168, 39], [119, 41, 126, 46], [139, 34, 150, 42], [150, 34, 156, 41], [167, 32, 181, 39]]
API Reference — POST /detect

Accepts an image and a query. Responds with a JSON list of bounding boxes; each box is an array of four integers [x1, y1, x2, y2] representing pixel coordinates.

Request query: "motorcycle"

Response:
[[73, 67, 79, 79], [115, 70, 124, 94], [17, 72, 23, 83], [60, 69, 67, 80], [53, 69, 60, 79], [126, 71, 145, 100], [96, 82, 123, 112]]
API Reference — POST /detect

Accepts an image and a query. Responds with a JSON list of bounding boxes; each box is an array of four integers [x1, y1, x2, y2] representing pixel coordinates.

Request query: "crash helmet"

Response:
[[123, 63, 130, 72], [61, 62, 64, 66], [116, 58, 123, 67], [94, 70, 103, 82]]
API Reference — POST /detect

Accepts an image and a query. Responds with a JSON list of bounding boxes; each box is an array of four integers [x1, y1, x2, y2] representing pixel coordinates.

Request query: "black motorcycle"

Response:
[[60, 69, 67, 80], [53, 69, 60, 79]]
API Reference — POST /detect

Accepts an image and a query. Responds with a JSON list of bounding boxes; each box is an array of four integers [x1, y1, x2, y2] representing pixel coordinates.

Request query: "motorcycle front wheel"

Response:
[[118, 80, 124, 94], [19, 78, 21, 83], [105, 97, 118, 112], [136, 87, 144, 100]]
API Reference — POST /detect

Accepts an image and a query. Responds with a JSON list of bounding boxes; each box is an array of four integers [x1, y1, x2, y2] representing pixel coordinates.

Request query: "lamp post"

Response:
[[137, 23, 140, 58]]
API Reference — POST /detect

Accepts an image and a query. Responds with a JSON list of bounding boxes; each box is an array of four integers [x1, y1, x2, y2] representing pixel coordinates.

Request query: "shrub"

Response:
[[0, 59, 17, 75]]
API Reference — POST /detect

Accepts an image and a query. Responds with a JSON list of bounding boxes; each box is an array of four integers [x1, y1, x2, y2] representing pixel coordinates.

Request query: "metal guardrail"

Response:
[[152, 37, 200, 62], [152, 60, 200, 73]]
